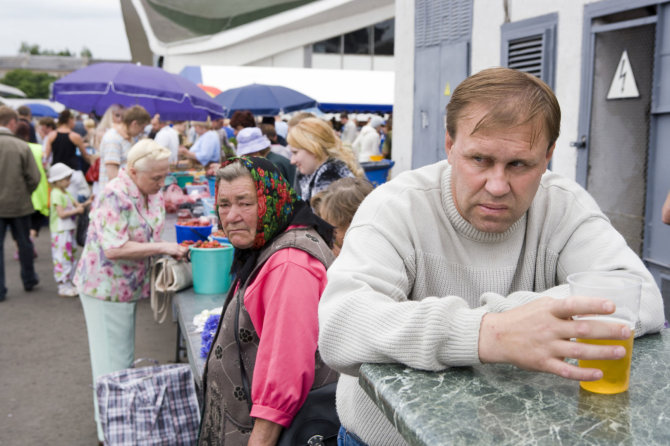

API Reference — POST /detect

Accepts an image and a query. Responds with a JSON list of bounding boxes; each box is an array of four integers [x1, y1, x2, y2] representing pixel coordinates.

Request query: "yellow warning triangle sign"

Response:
[[444, 82, 451, 96], [607, 50, 640, 100]]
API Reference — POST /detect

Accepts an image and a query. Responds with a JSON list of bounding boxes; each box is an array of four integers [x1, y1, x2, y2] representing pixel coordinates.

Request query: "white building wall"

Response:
[[392, 0, 415, 175], [343, 54, 374, 70], [249, 47, 305, 68], [372, 56, 394, 71], [312, 54, 395, 71], [313, 54, 343, 70], [472, 0, 597, 181]]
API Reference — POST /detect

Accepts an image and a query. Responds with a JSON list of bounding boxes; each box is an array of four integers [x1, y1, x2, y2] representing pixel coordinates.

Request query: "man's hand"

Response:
[[478, 296, 631, 381]]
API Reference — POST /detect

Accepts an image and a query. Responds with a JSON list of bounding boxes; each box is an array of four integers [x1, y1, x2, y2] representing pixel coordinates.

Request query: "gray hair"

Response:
[[215, 161, 252, 188]]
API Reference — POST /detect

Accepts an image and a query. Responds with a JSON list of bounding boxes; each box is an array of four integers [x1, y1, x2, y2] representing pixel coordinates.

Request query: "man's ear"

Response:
[[545, 142, 556, 168], [445, 132, 455, 161]]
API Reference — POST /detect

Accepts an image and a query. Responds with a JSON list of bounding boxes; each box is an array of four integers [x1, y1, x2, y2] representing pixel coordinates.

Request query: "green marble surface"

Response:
[[359, 329, 669, 446]]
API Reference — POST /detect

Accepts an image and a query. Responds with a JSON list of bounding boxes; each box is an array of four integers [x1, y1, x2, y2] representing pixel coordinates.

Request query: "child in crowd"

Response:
[[48, 163, 91, 297], [311, 176, 374, 256]]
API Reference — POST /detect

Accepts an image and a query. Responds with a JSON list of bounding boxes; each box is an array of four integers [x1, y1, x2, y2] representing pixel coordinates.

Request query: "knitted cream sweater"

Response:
[[318, 161, 665, 446]]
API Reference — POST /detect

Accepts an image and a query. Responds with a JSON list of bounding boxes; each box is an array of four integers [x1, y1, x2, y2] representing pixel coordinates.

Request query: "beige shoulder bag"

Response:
[[150, 257, 193, 323]]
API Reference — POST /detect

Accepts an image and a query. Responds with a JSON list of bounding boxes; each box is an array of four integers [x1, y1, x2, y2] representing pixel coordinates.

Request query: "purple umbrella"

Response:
[[51, 63, 224, 120]]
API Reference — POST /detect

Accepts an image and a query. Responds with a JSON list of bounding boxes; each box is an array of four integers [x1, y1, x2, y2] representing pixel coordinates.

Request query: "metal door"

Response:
[[577, 1, 670, 322], [586, 23, 655, 255], [412, 0, 471, 168]]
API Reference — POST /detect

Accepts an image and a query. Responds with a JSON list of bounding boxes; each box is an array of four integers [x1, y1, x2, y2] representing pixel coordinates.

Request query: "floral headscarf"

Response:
[[216, 156, 333, 283]]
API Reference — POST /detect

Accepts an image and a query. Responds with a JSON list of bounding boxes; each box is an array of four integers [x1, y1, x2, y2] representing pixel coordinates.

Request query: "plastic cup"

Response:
[[567, 271, 642, 394]]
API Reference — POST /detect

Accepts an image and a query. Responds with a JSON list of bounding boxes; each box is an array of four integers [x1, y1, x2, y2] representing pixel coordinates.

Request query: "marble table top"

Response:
[[173, 289, 225, 388], [359, 329, 670, 445]]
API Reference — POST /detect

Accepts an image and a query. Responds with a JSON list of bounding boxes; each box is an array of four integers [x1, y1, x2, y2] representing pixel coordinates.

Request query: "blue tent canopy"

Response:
[[181, 65, 394, 114], [26, 103, 58, 118], [318, 102, 393, 113]]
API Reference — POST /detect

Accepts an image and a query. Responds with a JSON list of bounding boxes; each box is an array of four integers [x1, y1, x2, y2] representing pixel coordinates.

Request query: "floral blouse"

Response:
[[74, 169, 165, 302]]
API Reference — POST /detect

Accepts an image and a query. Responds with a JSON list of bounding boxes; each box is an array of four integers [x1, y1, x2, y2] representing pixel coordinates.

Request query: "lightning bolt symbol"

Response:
[[619, 60, 627, 93]]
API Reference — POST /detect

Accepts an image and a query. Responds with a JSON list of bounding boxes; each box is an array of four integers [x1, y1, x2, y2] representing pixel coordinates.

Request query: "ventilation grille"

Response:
[[415, 0, 472, 47], [507, 34, 544, 78]]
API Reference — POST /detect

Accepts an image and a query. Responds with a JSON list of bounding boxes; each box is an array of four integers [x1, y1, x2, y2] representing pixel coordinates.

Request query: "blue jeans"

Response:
[[0, 216, 38, 299], [338, 426, 368, 446]]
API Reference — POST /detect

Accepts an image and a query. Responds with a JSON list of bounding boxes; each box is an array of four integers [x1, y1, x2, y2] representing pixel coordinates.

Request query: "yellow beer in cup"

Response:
[[576, 316, 634, 394], [567, 272, 642, 395]]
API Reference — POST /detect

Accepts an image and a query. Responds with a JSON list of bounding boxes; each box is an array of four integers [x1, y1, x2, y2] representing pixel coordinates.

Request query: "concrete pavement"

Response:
[[0, 226, 180, 445]]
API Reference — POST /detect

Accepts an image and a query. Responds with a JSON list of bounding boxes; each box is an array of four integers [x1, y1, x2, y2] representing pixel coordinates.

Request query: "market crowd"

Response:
[[0, 98, 389, 444], [2, 67, 665, 446]]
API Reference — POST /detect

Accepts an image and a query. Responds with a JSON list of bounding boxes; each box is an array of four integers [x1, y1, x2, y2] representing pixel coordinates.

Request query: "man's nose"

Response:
[[485, 167, 511, 197]]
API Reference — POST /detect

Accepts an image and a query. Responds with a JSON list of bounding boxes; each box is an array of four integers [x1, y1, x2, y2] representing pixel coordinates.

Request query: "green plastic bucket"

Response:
[[176, 175, 194, 189], [189, 244, 234, 294]]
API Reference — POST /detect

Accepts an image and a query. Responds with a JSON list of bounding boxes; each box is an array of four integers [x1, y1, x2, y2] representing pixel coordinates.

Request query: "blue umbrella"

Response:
[[51, 62, 224, 120], [213, 83, 317, 116], [26, 103, 58, 118]]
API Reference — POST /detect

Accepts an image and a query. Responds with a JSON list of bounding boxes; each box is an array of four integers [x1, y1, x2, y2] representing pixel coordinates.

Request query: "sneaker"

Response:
[[67, 282, 80, 296], [58, 284, 78, 297]]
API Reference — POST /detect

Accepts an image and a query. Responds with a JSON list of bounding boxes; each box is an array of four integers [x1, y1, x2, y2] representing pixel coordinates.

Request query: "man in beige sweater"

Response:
[[318, 68, 665, 445], [0, 106, 41, 302]]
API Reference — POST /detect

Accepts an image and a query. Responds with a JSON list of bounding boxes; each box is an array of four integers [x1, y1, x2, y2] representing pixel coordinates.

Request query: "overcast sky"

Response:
[[0, 0, 131, 60]]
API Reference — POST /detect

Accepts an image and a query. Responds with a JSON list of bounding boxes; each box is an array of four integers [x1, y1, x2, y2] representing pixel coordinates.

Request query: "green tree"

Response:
[[80, 47, 93, 58], [0, 69, 58, 99], [17, 42, 74, 57], [18, 42, 41, 55]]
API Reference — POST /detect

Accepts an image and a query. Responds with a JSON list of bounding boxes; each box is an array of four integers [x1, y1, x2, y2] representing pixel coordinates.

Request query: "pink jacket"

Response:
[[243, 246, 328, 427]]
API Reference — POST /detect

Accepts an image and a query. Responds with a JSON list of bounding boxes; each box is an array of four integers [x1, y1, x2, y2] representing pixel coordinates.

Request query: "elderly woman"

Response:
[[73, 139, 188, 443], [199, 157, 338, 445], [287, 117, 363, 203]]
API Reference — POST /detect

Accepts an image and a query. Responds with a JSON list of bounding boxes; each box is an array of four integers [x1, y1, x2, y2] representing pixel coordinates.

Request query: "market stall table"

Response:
[[166, 212, 228, 392], [359, 329, 669, 445], [173, 289, 225, 391]]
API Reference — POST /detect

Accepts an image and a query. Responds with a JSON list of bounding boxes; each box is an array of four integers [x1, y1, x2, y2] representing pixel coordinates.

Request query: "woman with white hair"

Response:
[[74, 139, 188, 444]]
